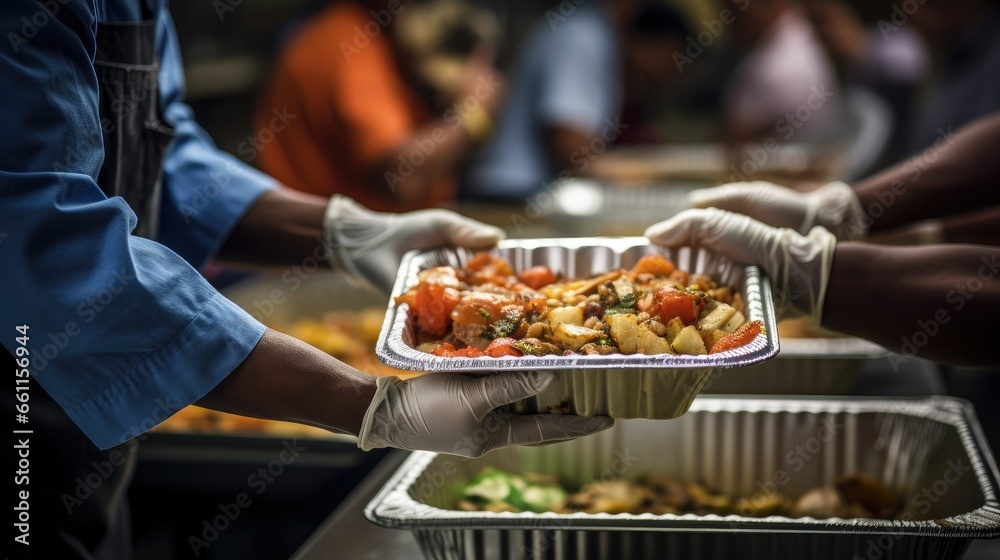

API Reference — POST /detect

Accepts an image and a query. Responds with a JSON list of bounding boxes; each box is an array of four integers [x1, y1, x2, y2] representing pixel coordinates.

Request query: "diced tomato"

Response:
[[517, 265, 558, 290], [451, 346, 485, 357], [462, 252, 514, 286], [430, 342, 485, 358], [402, 283, 460, 337], [710, 321, 762, 354], [650, 286, 699, 325], [631, 254, 676, 277], [484, 337, 524, 357], [430, 342, 458, 356]]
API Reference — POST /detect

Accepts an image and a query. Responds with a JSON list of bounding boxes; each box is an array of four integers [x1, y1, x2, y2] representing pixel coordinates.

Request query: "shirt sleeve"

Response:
[[155, 9, 276, 269], [535, 15, 620, 133], [0, 0, 266, 450]]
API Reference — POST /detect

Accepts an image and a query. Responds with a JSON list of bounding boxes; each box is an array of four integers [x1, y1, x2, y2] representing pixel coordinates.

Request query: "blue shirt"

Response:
[[469, 3, 621, 199], [0, 0, 274, 449]]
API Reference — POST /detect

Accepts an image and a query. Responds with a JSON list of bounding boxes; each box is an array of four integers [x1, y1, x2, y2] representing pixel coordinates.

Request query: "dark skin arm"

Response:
[[214, 188, 329, 269], [197, 328, 377, 436], [851, 112, 1000, 234], [823, 243, 1000, 367], [944, 207, 1000, 245], [208, 191, 372, 433]]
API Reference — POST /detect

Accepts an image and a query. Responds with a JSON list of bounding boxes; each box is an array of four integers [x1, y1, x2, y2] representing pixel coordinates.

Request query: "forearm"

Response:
[[822, 243, 1000, 367], [851, 112, 1000, 233], [216, 188, 328, 268], [197, 328, 377, 436], [943, 207, 1000, 245]]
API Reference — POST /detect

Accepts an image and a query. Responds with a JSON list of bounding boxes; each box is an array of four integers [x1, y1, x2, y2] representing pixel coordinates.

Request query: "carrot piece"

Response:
[[484, 337, 524, 357], [709, 321, 762, 354], [631, 254, 677, 276], [517, 265, 558, 290], [431, 342, 486, 358]]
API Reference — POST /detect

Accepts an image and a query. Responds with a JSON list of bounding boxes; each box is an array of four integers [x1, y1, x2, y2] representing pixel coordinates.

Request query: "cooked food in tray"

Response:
[[395, 252, 763, 358], [455, 467, 902, 520]]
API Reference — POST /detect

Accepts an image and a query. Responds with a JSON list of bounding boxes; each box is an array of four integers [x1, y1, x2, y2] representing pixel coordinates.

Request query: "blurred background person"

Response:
[[806, 0, 1000, 166], [889, 0, 1000, 159], [720, 0, 842, 148], [806, 0, 928, 167], [464, 0, 692, 201], [254, 0, 502, 213]]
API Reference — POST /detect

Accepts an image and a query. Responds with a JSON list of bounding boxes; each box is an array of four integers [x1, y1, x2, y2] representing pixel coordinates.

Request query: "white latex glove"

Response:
[[358, 371, 615, 458], [688, 181, 867, 241], [644, 208, 837, 324], [323, 195, 507, 294]]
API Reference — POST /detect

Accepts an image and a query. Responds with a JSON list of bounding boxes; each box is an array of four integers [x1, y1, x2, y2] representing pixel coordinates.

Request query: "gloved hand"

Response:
[[644, 208, 837, 324], [358, 371, 615, 458], [688, 181, 867, 241], [323, 195, 507, 294]]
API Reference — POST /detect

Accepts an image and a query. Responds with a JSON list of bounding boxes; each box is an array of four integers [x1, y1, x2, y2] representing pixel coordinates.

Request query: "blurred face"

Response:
[[626, 37, 686, 85], [907, 1, 967, 44], [731, 0, 788, 45]]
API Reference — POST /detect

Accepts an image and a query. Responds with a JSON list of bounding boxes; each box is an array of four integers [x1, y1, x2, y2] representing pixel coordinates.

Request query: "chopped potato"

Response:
[[607, 313, 639, 353], [672, 325, 708, 355], [552, 323, 605, 351]]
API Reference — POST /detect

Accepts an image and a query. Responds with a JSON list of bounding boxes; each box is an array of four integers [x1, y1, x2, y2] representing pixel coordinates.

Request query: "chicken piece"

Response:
[[791, 487, 846, 518], [835, 473, 901, 519], [555, 480, 649, 514]]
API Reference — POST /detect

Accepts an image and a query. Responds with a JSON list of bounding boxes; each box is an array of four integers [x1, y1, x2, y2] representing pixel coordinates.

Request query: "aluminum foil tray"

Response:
[[701, 337, 889, 395], [365, 396, 1000, 560], [375, 238, 779, 419]]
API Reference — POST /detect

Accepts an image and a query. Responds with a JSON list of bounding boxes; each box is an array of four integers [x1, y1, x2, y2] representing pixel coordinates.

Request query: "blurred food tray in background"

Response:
[[701, 317, 889, 395], [590, 142, 845, 185]]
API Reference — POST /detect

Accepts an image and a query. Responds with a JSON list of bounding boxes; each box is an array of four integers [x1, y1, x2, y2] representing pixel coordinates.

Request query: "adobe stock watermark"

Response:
[[841, 126, 956, 240], [243, 240, 335, 322], [31, 267, 136, 373], [877, 0, 929, 40], [509, 116, 629, 234], [730, 416, 844, 522], [61, 396, 181, 514], [890, 253, 997, 371], [854, 457, 972, 560], [544, 0, 589, 30], [6, 0, 71, 54], [188, 439, 307, 556], [384, 74, 501, 191], [728, 84, 835, 182], [339, 0, 415, 62], [235, 106, 296, 163], [673, 0, 751, 73]]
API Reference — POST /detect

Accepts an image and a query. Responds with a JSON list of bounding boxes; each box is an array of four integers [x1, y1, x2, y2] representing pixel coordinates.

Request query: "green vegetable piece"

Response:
[[520, 484, 568, 513], [462, 469, 514, 502]]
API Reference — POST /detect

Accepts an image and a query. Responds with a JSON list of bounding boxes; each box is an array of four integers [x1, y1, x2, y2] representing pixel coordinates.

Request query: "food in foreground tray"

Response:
[[396, 252, 762, 357], [455, 468, 902, 520]]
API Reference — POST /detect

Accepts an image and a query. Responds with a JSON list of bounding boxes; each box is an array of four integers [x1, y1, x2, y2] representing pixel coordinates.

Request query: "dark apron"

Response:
[[11, 3, 175, 559]]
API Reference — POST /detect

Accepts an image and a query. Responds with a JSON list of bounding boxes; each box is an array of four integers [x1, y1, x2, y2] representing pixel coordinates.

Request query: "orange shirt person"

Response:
[[254, 0, 500, 213]]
